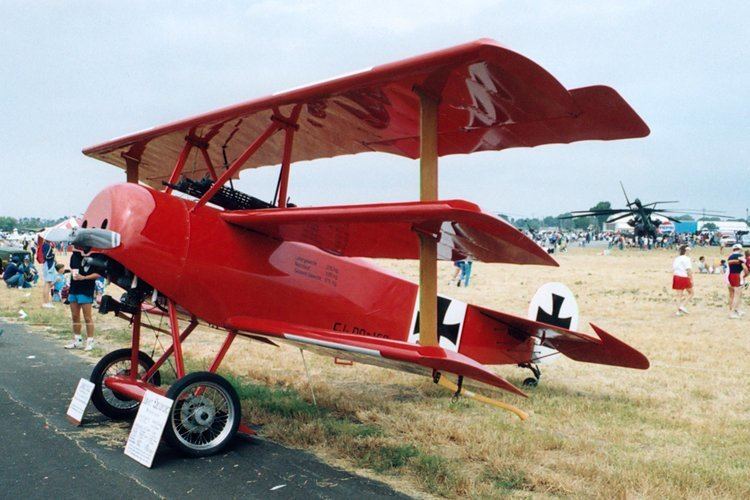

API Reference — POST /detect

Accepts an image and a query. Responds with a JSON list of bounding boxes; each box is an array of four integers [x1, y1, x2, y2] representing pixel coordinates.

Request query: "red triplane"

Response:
[[56, 39, 650, 457]]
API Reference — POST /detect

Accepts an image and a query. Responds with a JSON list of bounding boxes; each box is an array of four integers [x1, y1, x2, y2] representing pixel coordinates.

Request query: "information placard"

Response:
[[124, 391, 173, 468], [66, 378, 95, 426]]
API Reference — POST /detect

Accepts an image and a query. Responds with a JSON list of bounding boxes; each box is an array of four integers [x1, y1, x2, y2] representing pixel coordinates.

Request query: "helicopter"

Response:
[[559, 182, 724, 239]]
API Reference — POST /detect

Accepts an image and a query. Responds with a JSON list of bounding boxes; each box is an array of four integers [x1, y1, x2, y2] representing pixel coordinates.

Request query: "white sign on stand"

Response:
[[66, 378, 95, 426], [125, 391, 173, 468]]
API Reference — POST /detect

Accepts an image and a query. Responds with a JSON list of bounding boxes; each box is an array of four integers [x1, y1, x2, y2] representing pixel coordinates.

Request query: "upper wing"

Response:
[[222, 199, 556, 265], [83, 39, 649, 188], [474, 306, 649, 369], [226, 316, 526, 397]]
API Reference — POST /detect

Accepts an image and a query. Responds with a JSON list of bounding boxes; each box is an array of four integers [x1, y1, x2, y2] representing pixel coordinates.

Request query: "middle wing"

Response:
[[222, 199, 556, 265], [226, 316, 527, 397]]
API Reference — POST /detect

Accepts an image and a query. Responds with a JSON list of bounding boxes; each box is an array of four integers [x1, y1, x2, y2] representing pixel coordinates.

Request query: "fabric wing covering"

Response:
[[473, 306, 650, 370], [222, 199, 558, 265], [83, 39, 649, 188], [225, 316, 527, 397]]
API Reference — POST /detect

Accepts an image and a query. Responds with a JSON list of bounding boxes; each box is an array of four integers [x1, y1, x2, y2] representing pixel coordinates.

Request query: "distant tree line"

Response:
[[0, 216, 69, 232]]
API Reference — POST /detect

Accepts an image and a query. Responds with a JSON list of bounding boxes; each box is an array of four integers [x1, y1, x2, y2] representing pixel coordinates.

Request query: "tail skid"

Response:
[[437, 376, 529, 420]]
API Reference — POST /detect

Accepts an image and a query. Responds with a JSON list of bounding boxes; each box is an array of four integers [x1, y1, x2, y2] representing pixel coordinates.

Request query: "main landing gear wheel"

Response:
[[163, 372, 241, 457], [520, 363, 541, 388], [90, 348, 162, 420], [522, 377, 538, 388]]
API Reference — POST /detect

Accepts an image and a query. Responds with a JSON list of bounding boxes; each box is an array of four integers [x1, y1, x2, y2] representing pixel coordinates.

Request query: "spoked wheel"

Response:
[[90, 348, 162, 420], [163, 372, 241, 457]]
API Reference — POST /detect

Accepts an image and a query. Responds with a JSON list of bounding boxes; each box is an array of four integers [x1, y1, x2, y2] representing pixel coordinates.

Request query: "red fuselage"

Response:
[[83, 183, 536, 367], [86, 184, 419, 339]]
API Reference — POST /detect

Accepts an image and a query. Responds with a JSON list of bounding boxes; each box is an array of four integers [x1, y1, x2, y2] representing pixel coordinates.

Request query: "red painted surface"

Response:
[[82, 39, 649, 189], [83, 183, 648, 395], [105, 375, 166, 401], [80, 40, 650, 397], [221, 200, 557, 265]]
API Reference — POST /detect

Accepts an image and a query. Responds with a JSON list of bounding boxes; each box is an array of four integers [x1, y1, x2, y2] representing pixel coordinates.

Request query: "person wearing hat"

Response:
[[19, 255, 39, 287], [726, 243, 747, 319]]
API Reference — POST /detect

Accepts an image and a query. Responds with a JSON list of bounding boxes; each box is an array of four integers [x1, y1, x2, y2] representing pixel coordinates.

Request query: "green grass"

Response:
[[484, 467, 530, 492], [359, 444, 419, 472]]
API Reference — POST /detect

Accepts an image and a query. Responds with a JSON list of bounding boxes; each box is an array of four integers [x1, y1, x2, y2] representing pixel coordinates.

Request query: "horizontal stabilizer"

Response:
[[548, 324, 650, 369], [225, 316, 527, 397], [474, 307, 649, 370], [222, 200, 556, 265]]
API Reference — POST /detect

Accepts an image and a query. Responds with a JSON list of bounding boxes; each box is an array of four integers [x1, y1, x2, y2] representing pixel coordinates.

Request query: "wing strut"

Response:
[[417, 89, 439, 348], [275, 105, 302, 207], [193, 122, 281, 210]]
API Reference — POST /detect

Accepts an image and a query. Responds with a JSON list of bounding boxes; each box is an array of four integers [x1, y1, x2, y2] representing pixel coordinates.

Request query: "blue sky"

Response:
[[1, 1, 748, 219]]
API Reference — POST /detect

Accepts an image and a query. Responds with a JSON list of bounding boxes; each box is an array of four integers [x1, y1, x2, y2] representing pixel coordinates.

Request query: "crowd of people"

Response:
[[672, 243, 749, 319], [2, 239, 103, 350], [527, 228, 744, 253]]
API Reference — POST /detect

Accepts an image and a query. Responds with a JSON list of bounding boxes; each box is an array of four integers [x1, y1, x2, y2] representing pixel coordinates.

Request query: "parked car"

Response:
[[0, 246, 31, 264], [719, 233, 737, 246]]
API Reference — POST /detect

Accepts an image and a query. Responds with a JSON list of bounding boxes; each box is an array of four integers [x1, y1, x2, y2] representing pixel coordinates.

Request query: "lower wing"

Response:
[[225, 316, 527, 397]]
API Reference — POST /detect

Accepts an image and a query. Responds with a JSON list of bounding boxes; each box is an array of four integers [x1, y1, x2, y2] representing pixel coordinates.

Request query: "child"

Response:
[[52, 264, 69, 302], [94, 276, 106, 306], [697, 256, 709, 274]]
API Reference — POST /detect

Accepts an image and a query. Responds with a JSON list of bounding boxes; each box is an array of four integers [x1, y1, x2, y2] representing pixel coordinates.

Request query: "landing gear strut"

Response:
[[520, 363, 541, 388]]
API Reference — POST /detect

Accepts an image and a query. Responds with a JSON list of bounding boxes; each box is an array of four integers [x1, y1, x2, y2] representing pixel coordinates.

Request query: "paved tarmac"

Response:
[[0, 320, 407, 499]]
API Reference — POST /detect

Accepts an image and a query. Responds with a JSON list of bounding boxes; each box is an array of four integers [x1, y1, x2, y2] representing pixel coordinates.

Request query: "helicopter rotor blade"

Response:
[[620, 181, 633, 207], [558, 209, 628, 219], [643, 201, 680, 207], [606, 212, 634, 223], [661, 215, 683, 223]]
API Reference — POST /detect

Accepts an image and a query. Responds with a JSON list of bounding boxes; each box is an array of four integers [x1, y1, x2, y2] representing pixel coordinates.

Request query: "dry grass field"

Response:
[[2, 246, 748, 498]]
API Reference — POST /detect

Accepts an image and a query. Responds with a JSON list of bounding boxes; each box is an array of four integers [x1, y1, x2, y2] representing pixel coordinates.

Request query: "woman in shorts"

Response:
[[672, 245, 693, 316], [726, 244, 747, 319], [64, 250, 102, 351]]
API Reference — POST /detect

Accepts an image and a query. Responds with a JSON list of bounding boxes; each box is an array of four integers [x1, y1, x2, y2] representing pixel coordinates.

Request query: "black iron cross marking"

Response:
[[413, 296, 461, 346], [536, 293, 572, 329]]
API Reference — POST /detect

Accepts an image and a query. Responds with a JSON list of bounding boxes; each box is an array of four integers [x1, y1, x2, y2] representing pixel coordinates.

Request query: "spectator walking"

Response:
[[727, 244, 747, 319], [672, 245, 693, 316], [460, 259, 473, 287]]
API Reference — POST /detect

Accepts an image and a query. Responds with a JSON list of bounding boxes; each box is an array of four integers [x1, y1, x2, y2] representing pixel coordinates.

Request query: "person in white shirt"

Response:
[[672, 245, 693, 316]]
